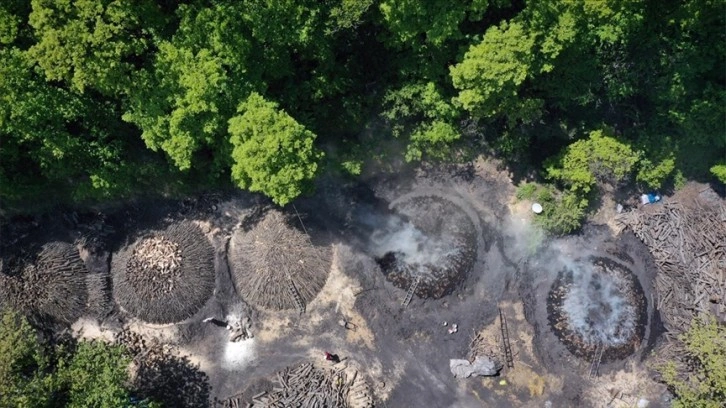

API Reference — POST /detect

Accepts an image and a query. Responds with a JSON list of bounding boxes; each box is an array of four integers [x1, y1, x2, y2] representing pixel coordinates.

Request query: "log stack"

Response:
[[616, 195, 726, 332], [111, 220, 215, 324], [218, 362, 373, 408], [0, 242, 88, 324], [228, 210, 331, 312]]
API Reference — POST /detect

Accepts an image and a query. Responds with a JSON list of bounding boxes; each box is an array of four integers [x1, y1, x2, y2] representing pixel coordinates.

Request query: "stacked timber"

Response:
[[616, 193, 726, 331], [218, 362, 373, 408], [0, 242, 88, 324]]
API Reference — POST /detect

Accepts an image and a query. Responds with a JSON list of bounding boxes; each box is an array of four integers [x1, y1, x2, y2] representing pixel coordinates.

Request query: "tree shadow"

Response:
[[132, 350, 211, 408]]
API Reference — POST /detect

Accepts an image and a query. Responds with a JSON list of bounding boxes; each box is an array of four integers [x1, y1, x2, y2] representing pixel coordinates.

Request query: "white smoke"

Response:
[[367, 214, 457, 267], [560, 258, 636, 346], [222, 338, 256, 371]]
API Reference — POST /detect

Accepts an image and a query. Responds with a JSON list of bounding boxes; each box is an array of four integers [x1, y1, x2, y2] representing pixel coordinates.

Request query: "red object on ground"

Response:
[[325, 352, 340, 363]]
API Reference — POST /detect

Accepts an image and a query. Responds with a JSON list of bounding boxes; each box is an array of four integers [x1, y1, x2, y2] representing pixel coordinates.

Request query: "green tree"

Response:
[[0, 309, 154, 408], [123, 43, 232, 172], [450, 21, 542, 125], [546, 129, 639, 194], [710, 164, 726, 184], [228, 92, 323, 205], [58, 341, 131, 408], [660, 317, 726, 408], [0, 309, 57, 408], [379, 0, 488, 48], [381, 82, 461, 162], [27, 0, 162, 96], [515, 183, 586, 235], [636, 154, 676, 189], [0, 47, 133, 204], [327, 0, 374, 33]]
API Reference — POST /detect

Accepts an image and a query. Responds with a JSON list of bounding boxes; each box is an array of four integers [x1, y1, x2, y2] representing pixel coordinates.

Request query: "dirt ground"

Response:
[[0, 157, 676, 407]]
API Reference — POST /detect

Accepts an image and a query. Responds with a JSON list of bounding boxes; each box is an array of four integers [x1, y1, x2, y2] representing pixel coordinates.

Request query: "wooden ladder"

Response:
[[499, 308, 514, 369], [286, 277, 305, 314], [401, 275, 421, 307], [588, 343, 604, 378]]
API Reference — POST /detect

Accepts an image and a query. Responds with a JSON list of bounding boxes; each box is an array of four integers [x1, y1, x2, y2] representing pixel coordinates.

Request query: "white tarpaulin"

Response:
[[450, 356, 502, 378]]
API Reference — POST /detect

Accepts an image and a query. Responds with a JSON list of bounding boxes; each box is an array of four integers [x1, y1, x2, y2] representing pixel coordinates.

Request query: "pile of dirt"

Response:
[[547, 257, 647, 362], [376, 196, 478, 299]]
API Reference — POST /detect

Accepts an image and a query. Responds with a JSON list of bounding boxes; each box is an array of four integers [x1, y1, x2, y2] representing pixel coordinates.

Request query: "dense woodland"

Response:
[[0, 0, 724, 224], [0, 2, 725, 406]]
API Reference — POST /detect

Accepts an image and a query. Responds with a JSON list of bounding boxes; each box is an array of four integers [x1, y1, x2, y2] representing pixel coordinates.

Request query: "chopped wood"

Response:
[[213, 361, 373, 408], [617, 188, 725, 379]]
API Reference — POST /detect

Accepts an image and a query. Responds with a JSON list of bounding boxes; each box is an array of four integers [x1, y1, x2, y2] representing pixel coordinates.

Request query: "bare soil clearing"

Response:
[[2, 159, 715, 407]]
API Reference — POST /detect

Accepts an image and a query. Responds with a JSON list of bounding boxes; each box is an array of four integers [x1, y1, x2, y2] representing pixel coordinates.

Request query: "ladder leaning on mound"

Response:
[[286, 275, 306, 314], [401, 275, 422, 307], [588, 343, 604, 379]]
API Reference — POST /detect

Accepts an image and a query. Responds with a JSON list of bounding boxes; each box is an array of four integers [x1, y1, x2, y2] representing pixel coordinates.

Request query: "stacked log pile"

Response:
[[616, 198, 726, 331], [218, 362, 373, 408], [469, 330, 502, 362], [127, 237, 182, 297], [0, 242, 88, 323], [229, 210, 331, 311], [112, 220, 215, 324]]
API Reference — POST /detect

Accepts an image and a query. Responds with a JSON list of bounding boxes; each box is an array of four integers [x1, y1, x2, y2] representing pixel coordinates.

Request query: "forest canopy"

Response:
[[0, 0, 724, 214]]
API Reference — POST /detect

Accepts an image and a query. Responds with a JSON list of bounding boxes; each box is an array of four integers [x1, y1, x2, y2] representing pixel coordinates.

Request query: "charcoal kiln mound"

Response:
[[228, 210, 331, 312], [0, 242, 88, 324], [374, 196, 478, 299], [546, 257, 647, 362], [112, 221, 215, 324]]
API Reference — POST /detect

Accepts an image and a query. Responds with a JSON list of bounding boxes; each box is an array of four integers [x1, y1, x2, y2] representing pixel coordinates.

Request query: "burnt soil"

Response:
[[0, 162, 669, 407]]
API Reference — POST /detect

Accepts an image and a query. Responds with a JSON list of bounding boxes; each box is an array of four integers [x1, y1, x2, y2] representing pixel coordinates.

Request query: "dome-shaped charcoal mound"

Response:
[[375, 196, 477, 299], [228, 210, 331, 312], [0, 242, 88, 324], [112, 221, 215, 324], [547, 257, 647, 362]]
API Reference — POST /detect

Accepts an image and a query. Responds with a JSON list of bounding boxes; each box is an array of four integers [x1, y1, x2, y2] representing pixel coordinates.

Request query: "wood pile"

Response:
[[0, 242, 88, 324], [218, 362, 373, 408], [616, 197, 726, 332], [229, 210, 331, 311], [127, 236, 182, 297], [112, 220, 215, 324], [469, 331, 502, 362]]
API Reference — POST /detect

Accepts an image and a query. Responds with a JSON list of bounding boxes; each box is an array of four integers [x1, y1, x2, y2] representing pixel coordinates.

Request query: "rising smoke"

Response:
[[367, 213, 458, 268], [559, 259, 637, 346]]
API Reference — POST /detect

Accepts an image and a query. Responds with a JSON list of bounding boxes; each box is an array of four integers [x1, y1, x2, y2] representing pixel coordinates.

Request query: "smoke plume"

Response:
[[352, 204, 459, 275], [559, 258, 637, 346]]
